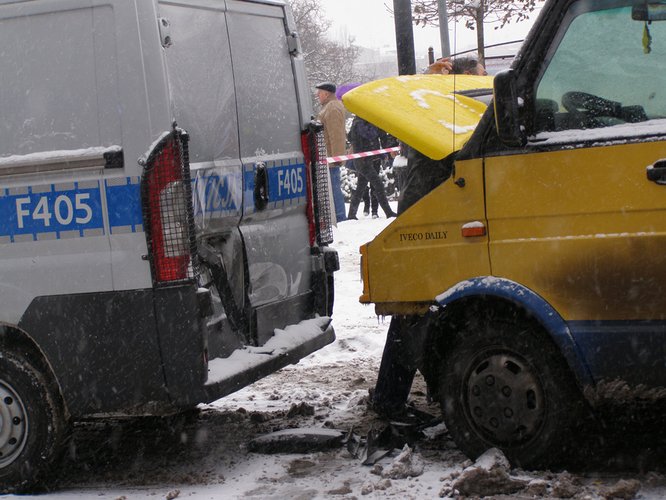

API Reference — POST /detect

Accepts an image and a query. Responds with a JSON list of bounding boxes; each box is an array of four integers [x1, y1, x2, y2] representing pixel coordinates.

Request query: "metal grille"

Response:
[[141, 127, 199, 284], [313, 128, 334, 245]]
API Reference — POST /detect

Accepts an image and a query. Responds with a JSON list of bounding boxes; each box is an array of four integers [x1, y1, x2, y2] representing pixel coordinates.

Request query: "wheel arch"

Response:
[[0, 323, 69, 418], [425, 277, 594, 397]]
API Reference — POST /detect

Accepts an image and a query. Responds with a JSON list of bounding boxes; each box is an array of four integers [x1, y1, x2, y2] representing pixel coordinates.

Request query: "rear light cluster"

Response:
[[141, 127, 199, 284], [301, 122, 334, 246]]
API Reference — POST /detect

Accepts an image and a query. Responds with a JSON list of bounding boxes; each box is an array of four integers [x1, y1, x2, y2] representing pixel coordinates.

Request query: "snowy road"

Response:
[[11, 210, 666, 499]]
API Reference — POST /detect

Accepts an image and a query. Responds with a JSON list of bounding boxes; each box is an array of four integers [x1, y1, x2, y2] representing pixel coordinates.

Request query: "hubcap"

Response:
[[464, 350, 545, 446], [0, 381, 28, 467]]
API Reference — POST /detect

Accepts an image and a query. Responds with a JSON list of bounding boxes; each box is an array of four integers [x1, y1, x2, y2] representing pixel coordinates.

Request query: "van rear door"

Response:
[[160, 0, 317, 348], [157, 1, 247, 355], [226, 0, 314, 345]]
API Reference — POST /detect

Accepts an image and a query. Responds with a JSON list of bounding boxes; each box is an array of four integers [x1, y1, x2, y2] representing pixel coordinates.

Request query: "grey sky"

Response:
[[318, 0, 540, 58]]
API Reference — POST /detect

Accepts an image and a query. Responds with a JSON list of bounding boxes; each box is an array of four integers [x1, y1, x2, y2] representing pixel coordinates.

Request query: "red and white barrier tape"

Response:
[[326, 146, 400, 164]]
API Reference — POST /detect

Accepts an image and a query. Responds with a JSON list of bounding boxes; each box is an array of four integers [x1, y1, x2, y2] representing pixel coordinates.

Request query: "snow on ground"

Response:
[[9, 205, 666, 499]]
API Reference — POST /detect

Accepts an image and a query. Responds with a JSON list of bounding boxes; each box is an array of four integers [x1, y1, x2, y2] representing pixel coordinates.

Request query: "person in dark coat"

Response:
[[371, 57, 487, 419], [346, 116, 396, 220]]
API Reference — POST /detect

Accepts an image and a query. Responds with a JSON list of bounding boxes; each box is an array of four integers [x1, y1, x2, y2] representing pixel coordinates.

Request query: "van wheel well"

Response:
[[424, 296, 587, 468], [0, 325, 67, 418], [0, 325, 70, 492], [423, 297, 565, 408]]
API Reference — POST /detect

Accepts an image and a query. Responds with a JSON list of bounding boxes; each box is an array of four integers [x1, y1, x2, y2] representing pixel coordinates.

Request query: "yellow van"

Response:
[[351, 0, 666, 467]]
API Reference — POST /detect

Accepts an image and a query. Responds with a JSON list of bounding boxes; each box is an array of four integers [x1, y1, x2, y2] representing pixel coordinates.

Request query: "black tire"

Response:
[[439, 309, 584, 469], [0, 350, 68, 493]]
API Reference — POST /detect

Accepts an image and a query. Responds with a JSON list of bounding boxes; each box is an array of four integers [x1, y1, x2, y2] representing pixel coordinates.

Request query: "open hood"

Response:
[[342, 74, 494, 160]]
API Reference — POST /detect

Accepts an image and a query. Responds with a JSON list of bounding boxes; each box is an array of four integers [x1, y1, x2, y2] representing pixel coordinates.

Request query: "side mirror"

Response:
[[493, 70, 527, 147]]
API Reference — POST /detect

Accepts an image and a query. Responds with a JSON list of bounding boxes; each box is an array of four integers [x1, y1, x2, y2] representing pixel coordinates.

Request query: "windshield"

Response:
[[533, 1, 666, 137]]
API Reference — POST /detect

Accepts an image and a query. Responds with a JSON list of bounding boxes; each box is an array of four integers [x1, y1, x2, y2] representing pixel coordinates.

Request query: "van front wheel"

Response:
[[0, 351, 67, 493], [438, 314, 582, 468]]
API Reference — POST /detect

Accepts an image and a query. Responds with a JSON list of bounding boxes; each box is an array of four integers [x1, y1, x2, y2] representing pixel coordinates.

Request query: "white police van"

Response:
[[0, 0, 338, 491]]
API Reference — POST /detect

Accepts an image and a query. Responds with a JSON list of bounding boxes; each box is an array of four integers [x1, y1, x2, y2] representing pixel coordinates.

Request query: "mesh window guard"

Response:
[[313, 127, 334, 245], [140, 126, 199, 284]]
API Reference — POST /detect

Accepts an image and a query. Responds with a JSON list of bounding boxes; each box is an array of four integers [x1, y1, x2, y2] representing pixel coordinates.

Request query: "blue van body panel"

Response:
[[568, 321, 666, 388], [435, 277, 595, 388]]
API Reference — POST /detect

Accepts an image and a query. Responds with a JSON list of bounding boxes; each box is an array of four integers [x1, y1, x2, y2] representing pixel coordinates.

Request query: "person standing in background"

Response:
[[346, 115, 397, 220], [316, 82, 347, 223]]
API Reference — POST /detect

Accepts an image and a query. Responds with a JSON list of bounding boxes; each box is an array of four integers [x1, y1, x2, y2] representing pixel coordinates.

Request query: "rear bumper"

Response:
[[200, 316, 335, 403]]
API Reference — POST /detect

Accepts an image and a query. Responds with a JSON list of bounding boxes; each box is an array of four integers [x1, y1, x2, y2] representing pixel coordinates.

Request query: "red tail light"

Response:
[[301, 122, 334, 246], [141, 128, 198, 284]]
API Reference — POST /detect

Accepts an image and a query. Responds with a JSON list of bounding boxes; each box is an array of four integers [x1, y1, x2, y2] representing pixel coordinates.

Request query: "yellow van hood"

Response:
[[342, 74, 494, 160]]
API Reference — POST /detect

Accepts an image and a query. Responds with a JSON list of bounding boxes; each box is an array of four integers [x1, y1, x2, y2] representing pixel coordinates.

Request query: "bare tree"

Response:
[[288, 0, 362, 108], [411, 0, 541, 63]]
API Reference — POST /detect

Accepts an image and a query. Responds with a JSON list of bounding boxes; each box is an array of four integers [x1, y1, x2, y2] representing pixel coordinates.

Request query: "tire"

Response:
[[0, 350, 68, 493], [439, 309, 584, 469]]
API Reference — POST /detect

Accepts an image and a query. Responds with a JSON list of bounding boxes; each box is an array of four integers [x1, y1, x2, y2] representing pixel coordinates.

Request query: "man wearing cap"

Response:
[[316, 82, 347, 223]]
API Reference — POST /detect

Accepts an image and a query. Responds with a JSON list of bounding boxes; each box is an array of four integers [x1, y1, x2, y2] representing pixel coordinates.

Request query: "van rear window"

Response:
[[159, 3, 240, 164], [227, 8, 302, 158]]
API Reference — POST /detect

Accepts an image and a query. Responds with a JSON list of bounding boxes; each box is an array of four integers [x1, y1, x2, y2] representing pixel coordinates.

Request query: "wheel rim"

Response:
[[0, 380, 28, 467], [463, 348, 545, 447]]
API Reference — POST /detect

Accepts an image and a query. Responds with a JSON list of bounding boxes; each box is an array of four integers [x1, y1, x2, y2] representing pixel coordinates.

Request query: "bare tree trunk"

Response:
[[475, 4, 485, 65]]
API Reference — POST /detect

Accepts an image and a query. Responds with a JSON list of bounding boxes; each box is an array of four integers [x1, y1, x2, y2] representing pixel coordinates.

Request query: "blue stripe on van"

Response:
[[243, 159, 307, 213], [191, 172, 242, 217], [105, 177, 143, 232], [0, 182, 104, 242]]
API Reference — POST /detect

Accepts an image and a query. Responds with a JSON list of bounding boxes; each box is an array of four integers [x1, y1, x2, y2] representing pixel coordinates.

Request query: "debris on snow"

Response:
[[361, 478, 392, 495], [346, 390, 368, 408], [248, 410, 272, 423], [451, 448, 528, 496], [381, 445, 425, 479], [370, 464, 383, 476], [551, 472, 582, 498], [524, 478, 550, 496], [601, 479, 641, 499], [326, 481, 353, 495], [247, 427, 345, 454], [422, 421, 448, 440], [165, 490, 181, 500], [287, 458, 317, 477], [286, 402, 315, 417], [645, 471, 666, 487], [438, 484, 459, 498]]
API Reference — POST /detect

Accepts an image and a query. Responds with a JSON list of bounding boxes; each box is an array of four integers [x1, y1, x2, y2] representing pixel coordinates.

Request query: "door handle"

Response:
[[646, 159, 666, 185], [254, 162, 269, 210]]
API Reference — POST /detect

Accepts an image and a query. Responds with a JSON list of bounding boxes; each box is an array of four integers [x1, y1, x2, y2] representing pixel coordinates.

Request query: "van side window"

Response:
[[0, 7, 121, 157], [533, 2, 666, 140]]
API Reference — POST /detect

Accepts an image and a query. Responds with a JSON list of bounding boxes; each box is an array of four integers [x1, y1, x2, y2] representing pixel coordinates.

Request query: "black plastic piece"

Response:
[[103, 150, 124, 169]]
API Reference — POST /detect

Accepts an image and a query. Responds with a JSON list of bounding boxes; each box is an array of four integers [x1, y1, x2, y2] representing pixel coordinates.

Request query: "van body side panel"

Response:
[[0, 173, 113, 324], [109, 0, 172, 290], [486, 141, 666, 321], [567, 321, 666, 389], [152, 284, 209, 407], [486, 140, 666, 388], [362, 158, 490, 308], [17, 290, 169, 416]]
